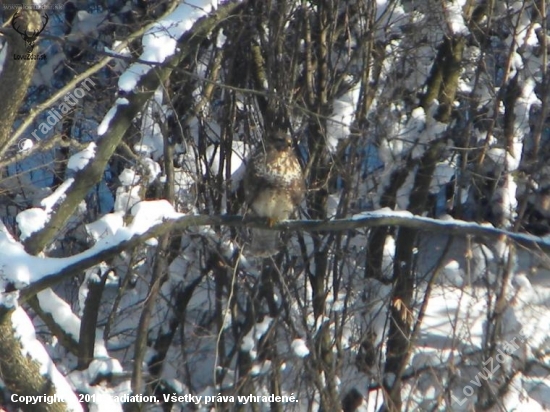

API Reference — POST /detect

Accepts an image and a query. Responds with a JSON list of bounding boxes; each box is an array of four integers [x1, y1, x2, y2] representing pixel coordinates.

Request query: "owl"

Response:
[[243, 131, 306, 256]]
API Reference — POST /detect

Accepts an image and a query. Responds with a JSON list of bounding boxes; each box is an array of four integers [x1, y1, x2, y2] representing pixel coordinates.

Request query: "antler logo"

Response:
[[11, 10, 49, 53]]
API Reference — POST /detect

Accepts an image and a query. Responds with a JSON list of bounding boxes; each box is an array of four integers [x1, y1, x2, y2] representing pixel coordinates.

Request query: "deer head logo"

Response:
[[11, 10, 49, 53]]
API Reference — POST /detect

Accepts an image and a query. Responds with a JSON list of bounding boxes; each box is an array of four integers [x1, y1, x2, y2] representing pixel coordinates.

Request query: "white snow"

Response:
[[41, 178, 75, 213], [250, 360, 271, 376], [143, 158, 161, 183], [326, 83, 361, 150], [105, 41, 131, 73], [114, 185, 141, 213], [118, 1, 219, 92], [11, 307, 83, 411], [68, 370, 128, 411], [37, 289, 81, 340], [0, 204, 187, 293], [87, 358, 123, 382], [430, 162, 456, 194], [203, 141, 248, 177], [134, 107, 165, 160], [98, 99, 129, 136], [3, 1, 550, 410], [352, 208, 414, 220], [254, 316, 273, 340], [85, 212, 125, 242], [67, 143, 97, 171], [375, 0, 407, 40], [16, 208, 49, 240], [241, 335, 254, 352], [444, 1, 469, 35], [378, 103, 447, 172], [119, 168, 139, 186], [117, 64, 151, 93], [382, 235, 396, 279], [441, 260, 464, 287], [512, 273, 532, 290], [291, 339, 310, 357], [129, 200, 183, 235], [240, 317, 274, 356]]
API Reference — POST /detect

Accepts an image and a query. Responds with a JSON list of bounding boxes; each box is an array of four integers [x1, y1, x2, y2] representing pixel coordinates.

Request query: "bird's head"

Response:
[[270, 132, 293, 151]]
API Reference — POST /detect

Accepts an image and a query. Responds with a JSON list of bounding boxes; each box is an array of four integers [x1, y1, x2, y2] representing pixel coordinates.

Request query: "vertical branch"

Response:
[[129, 235, 170, 411], [77, 270, 108, 370], [304, 2, 339, 410], [382, 11, 468, 408], [0, 7, 42, 154]]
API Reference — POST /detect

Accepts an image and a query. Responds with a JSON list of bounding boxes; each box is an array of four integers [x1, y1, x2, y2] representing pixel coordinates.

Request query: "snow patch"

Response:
[[85, 212, 125, 242], [444, 1, 469, 35], [16, 208, 49, 240], [119, 168, 140, 186], [118, 1, 218, 92], [98, 99, 129, 136], [68, 143, 96, 171], [37, 289, 81, 340], [11, 307, 83, 411], [41, 178, 75, 213], [129, 200, 183, 235], [291, 339, 310, 358]]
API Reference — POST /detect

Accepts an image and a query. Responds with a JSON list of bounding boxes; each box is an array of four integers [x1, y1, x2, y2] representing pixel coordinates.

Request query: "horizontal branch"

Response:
[[16, 210, 550, 301]]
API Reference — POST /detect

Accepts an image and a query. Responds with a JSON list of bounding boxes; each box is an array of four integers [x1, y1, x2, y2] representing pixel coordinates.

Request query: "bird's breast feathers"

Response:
[[245, 146, 305, 221], [250, 189, 295, 220]]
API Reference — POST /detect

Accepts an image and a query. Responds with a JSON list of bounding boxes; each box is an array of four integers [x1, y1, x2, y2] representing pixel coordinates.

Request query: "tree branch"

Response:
[[13, 210, 550, 303], [21, 1, 242, 255]]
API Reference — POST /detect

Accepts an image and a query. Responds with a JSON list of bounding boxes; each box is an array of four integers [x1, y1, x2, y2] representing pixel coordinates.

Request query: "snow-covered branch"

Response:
[[10, 208, 549, 302], [21, 1, 243, 256]]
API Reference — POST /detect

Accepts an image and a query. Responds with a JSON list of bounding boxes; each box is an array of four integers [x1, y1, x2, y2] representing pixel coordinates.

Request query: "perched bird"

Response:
[[243, 131, 305, 257]]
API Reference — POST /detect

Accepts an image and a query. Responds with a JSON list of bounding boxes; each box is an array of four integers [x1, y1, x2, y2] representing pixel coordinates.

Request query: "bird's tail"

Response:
[[249, 228, 279, 257]]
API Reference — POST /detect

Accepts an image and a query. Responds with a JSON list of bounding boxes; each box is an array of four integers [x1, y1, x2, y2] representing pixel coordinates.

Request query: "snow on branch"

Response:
[[10, 209, 550, 303], [20, 1, 243, 256]]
